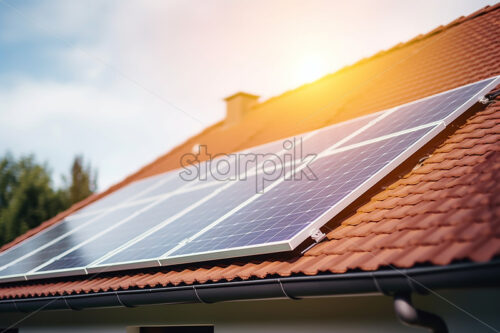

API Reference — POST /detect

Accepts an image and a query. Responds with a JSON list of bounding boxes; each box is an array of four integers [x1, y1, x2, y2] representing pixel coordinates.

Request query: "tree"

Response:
[[0, 154, 98, 247], [0, 154, 67, 245], [65, 155, 98, 205]]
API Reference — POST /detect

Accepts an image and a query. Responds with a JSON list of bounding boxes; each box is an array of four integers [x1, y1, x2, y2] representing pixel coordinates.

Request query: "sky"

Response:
[[0, 0, 496, 190]]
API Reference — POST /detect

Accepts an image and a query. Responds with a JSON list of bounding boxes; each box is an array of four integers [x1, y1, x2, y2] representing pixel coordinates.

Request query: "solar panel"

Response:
[[168, 125, 439, 260], [181, 113, 380, 189], [338, 77, 497, 147], [0, 202, 148, 280], [132, 168, 201, 201], [92, 172, 280, 269], [188, 135, 301, 186], [0, 76, 497, 282], [299, 112, 381, 156], [0, 213, 99, 270], [75, 172, 175, 214], [88, 115, 385, 269], [30, 184, 221, 276]]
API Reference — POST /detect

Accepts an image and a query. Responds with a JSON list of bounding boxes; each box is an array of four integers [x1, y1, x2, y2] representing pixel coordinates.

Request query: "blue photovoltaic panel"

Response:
[[299, 113, 380, 156], [189, 138, 289, 185], [0, 213, 98, 269], [0, 202, 147, 278], [339, 77, 496, 147], [75, 173, 171, 214], [229, 139, 289, 179], [35, 184, 220, 273], [184, 113, 379, 187], [132, 169, 194, 201], [171, 126, 436, 256], [98, 171, 283, 265]]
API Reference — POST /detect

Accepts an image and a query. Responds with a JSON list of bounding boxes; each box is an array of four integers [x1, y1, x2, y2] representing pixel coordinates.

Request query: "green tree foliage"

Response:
[[0, 154, 97, 246], [65, 155, 97, 206]]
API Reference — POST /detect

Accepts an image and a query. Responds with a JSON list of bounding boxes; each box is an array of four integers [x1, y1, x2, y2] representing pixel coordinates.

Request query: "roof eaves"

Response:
[[1, 259, 498, 311]]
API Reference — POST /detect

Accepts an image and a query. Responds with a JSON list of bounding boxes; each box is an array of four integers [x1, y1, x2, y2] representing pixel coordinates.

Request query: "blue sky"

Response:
[[0, 0, 495, 190]]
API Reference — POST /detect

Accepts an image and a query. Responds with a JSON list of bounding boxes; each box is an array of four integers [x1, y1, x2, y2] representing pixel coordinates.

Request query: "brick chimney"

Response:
[[224, 92, 259, 125]]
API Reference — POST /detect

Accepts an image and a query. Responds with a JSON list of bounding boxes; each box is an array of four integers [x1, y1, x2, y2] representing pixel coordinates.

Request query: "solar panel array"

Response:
[[0, 76, 498, 282]]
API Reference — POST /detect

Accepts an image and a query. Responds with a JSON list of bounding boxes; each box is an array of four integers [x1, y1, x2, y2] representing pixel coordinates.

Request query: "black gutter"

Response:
[[0, 260, 498, 313]]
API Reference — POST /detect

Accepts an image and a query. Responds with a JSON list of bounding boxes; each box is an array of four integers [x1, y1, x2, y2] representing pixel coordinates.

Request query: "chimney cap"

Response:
[[224, 91, 260, 101]]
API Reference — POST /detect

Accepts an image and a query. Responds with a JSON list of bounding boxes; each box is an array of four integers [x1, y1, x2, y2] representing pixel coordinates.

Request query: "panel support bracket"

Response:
[[310, 228, 326, 243], [479, 96, 490, 105]]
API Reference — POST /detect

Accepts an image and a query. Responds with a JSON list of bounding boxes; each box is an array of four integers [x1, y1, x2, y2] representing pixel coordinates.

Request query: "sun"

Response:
[[295, 54, 328, 85]]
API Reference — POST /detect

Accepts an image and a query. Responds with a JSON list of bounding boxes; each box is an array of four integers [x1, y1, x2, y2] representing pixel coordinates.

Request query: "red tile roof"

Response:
[[1, 4, 500, 300]]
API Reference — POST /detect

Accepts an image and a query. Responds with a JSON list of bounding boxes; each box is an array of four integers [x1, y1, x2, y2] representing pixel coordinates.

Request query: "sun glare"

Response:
[[295, 54, 329, 85]]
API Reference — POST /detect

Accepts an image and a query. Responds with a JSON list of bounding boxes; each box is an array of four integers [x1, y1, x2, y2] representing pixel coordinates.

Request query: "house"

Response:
[[1, 4, 500, 333]]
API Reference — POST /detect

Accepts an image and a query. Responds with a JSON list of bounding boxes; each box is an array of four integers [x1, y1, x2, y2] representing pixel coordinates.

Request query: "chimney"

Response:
[[224, 92, 259, 125]]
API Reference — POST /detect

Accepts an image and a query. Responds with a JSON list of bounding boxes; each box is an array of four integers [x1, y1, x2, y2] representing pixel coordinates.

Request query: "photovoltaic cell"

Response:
[[0, 214, 96, 269], [188, 138, 291, 185], [132, 169, 194, 200], [339, 78, 496, 147], [76, 173, 171, 214], [170, 126, 435, 256], [98, 171, 282, 265], [300, 113, 380, 156], [35, 184, 220, 272], [179, 114, 378, 189], [0, 202, 147, 278]]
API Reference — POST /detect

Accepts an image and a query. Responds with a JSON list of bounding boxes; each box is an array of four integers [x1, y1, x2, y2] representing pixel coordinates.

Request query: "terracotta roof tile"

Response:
[[1, 4, 500, 300]]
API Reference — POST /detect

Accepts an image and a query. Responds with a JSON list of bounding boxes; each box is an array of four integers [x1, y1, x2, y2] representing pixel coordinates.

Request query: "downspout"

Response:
[[394, 292, 448, 333]]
